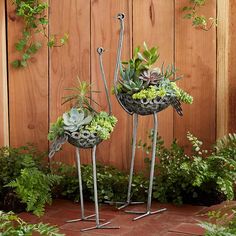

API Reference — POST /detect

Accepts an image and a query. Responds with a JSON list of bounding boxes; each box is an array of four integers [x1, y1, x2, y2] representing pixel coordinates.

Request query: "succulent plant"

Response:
[[119, 78, 144, 95], [48, 117, 64, 141], [85, 111, 117, 140], [63, 108, 92, 132], [139, 68, 163, 86]]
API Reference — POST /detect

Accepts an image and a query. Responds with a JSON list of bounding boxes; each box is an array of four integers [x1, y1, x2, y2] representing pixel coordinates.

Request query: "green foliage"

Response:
[[0, 145, 62, 217], [132, 86, 166, 100], [122, 42, 159, 75], [62, 78, 100, 112], [140, 132, 236, 205], [183, 0, 217, 31], [52, 162, 148, 203], [200, 205, 236, 235], [171, 83, 193, 104], [0, 211, 63, 236], [48, 117, 64, 141], [6, 168, 61, 216], [85, 112, 117, 140], [0, 145, 45, 200], [119, 76, 145, 95], [118, 43, 159, 94], [12, 0, 68, 68]]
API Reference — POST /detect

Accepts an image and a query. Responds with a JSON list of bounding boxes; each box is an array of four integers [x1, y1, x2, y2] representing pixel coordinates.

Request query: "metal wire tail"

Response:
[[97, 47, 112, 115]]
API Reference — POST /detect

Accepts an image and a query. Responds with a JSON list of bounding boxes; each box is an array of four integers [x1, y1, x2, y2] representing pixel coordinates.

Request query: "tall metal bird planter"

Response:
[[48, 48, 119, 232], [106, 13, 192, 221]]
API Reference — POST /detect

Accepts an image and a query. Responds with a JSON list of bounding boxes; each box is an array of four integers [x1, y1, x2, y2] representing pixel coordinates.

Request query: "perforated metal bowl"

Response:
[[117, 93, 171, 115], [67, 130, 102, 149], [49, 130, 102, 159]]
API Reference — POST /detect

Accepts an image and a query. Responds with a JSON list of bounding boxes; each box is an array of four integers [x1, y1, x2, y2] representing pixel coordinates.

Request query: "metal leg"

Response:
[[125, 113, 167, 220], [105, 114, 143, 209], [66, 148, 99, 223], [81, 146, 120, 232]]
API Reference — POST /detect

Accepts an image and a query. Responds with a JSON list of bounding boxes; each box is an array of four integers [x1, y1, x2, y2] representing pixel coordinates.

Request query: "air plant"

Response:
[[62, 77, 101, 113]]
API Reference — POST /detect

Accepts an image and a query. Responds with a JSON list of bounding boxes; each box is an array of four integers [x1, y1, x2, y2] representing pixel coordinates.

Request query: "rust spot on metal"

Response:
[[149, 1, 155, 26]]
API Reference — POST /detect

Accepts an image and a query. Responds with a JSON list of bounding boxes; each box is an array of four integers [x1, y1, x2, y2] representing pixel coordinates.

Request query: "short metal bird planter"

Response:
[[105, 13, 193, 221], [48, 48, 119, 232]]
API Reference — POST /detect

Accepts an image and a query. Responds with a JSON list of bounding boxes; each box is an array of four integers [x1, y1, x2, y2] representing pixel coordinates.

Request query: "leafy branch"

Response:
[[182, 0, 217, 31], [0, 211, 64, 236], [11, 0, 68, 68]]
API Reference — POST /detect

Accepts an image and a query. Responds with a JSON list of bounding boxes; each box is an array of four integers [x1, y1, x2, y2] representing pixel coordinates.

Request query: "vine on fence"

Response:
[[11, 0, 68, 68], [11, 0, 215, 69], [183, 0, 217, 31]]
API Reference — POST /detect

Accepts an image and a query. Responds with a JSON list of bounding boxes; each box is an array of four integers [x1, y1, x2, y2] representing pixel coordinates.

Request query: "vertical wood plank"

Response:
[[217, 0, 229, 137], [228, 0, 236, 133], [49, 0, 91, 164], [0, 0, 9, 146], [133, 0, 174, 170], [174, 0, 216, 148], [91, 0, 132, 170], [7, 1, 48, 151]]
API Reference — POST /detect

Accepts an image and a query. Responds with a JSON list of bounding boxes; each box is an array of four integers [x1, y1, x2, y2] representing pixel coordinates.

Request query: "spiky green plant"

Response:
[[62, 77, 100, 112]]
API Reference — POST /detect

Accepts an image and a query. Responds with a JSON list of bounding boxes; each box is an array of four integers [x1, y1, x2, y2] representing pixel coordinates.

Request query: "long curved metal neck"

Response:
[[114, 13, 125, 92], [97, 47, 112, 115]]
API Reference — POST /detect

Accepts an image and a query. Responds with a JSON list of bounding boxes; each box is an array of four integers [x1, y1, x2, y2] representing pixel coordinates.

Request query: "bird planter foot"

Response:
[[66, 213, 105, 223], [104, 200, 144, 210], [125, 208, 167, 221], [81, 221, 120, 232]]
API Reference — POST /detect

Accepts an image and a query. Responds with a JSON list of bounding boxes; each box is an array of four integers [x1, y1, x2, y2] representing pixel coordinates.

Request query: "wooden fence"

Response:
[[0, 0, 235, 171]]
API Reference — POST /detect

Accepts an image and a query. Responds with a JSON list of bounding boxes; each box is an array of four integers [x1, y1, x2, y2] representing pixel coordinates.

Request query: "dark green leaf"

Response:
[[11, 60, 21, 68]]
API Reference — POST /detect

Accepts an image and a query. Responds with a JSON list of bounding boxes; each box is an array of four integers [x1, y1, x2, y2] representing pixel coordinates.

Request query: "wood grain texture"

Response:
[[91, 0, 132, 170], [0, 0, 9, 146], [228, 0, 236, 133], [133, 0, 174, 170], [217, 0, 229, 137], [174, 0, 216, 149], [4, 1, 221, 170], [49, 0, 91, 164], [7, 1, 48, 151]]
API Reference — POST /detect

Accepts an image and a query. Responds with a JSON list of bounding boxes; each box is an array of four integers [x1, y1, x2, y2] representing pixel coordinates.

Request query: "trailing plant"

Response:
[[117, 43, 193, 105], [12, 0, 68, 68], [139, 132, 236, 205], [182, 0, 217, 31], [6, 168, 61, 217], [0, 211, 63, 236]]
